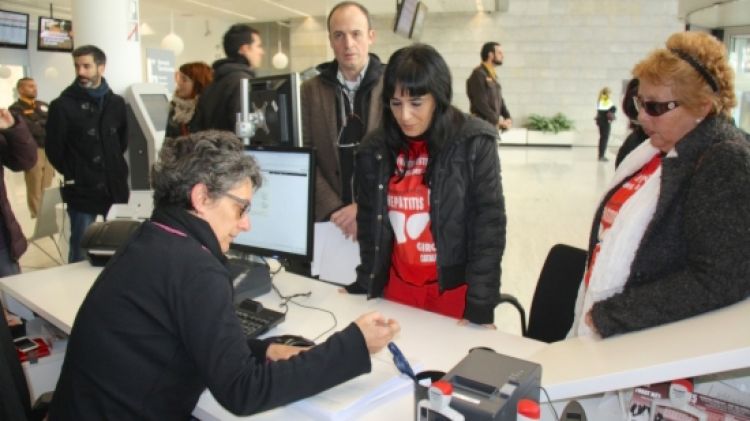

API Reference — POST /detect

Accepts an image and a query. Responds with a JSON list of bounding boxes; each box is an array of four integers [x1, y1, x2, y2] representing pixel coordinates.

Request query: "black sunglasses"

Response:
[[633, 97, 680, 117]]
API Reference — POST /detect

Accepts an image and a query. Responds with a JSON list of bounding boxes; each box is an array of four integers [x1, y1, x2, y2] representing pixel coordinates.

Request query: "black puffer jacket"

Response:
[[46, 79, 129, 215], [354, 113, 506, 324], [191, 58, 255, 132]]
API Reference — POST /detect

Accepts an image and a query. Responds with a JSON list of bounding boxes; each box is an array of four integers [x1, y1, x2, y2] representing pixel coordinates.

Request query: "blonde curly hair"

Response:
[[632, 31, 736, 117]]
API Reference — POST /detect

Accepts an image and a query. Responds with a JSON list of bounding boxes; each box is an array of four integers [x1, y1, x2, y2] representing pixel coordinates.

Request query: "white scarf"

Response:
[[571, 140, 665, 338], [171, 95, 198, 125]]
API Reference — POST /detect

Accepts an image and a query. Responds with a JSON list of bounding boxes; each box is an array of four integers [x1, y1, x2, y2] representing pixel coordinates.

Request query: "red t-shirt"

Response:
[[384, 140, 467, 319], [584, 153, 662, 287]]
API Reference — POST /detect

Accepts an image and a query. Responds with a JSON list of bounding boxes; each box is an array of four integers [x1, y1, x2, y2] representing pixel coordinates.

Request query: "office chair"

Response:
[[26, 187, 64, 265], [0, 301, 51, 421], [500, 244, 588, 343]]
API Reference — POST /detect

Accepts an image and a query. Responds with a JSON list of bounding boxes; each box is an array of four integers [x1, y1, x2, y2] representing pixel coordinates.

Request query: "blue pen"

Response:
[[388, 342, 416, 380]]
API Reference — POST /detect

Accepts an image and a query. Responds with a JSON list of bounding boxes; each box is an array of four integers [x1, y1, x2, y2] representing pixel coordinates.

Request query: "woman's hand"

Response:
[[265, 343, 311, 361], [457, 319, 497, 330], [584, 311, 599, 335]]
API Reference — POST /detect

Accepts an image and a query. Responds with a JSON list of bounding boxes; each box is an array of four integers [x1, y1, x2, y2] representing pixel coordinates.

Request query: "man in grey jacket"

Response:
[[301, 1, 384, 239]]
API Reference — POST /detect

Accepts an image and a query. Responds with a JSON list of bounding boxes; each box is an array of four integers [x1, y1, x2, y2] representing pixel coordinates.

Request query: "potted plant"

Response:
[[525, 113, 575, 146]]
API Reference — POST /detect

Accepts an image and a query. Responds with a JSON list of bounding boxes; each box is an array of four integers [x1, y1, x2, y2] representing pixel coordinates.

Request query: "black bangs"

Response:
[[382, 43, 452, 105]]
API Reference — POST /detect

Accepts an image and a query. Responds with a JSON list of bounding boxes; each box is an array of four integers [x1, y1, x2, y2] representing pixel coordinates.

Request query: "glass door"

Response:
[[728, 32, 750, 132]]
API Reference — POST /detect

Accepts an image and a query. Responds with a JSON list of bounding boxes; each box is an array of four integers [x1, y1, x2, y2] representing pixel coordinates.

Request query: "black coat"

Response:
[[191, 58, 255, 132], [48, 207, 371, 420], [45, 79, 129, 215], [354, 113, 507, 324], [589, 115, 750, 337]]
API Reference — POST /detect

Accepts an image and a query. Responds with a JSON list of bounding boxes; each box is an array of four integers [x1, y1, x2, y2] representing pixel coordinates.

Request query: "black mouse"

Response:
[[266, 334, 315, 347]]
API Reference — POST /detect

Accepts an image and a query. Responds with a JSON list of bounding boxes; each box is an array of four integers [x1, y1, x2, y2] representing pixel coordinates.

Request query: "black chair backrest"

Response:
[[0, 300, 31, 420], [527, 244, 588, 343]]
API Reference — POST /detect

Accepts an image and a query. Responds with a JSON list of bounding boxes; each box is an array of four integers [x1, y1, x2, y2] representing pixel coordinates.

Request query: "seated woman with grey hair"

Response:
[[48, 130, 400, 420]]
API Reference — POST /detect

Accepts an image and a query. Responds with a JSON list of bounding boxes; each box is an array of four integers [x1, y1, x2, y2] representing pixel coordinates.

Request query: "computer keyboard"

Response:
[[235, 298, 285, 338]]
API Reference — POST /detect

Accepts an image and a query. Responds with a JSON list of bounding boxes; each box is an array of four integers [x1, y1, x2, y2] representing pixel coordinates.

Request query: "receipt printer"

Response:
[[443, 348, 541, 420]]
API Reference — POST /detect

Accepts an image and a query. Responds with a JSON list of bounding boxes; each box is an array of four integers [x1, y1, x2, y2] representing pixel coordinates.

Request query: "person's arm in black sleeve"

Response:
[[176, 267, 371, 415], [349, 142, 382, 295], [466, 70, 499, 126], [463, 135, 506, 324], [591, 140, 750, 337], [45, 99, 67, 175]]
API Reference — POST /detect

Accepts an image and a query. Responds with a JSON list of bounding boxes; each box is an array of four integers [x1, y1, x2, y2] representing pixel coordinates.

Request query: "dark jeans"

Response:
[[0, 247, 20, 277], [597, 119, 611, 158], [67, 208, 99, 263]]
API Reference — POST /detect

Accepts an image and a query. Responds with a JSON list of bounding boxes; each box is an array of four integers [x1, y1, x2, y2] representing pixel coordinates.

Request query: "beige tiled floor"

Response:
[[4, 145, 617, 334]]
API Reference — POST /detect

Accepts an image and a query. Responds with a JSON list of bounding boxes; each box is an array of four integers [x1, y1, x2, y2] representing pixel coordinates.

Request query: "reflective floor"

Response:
[[6, 145, 618, 334]]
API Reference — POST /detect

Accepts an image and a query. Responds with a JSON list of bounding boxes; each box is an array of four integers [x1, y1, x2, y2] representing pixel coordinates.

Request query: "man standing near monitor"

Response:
[[192, 24, 265, 132], [301, 1, 384, 239], [10, 77, 54, 218], [466, 42, 512, 134], [46, 45, 129, 263]]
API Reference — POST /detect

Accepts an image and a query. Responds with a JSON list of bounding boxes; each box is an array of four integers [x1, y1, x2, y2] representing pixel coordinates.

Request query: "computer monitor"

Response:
[[393, 0, 428, 39], [0, 10, 29, 49], [124, 83, 170, 189], [230, 146, 315, 262], [245, 73, 302, 147]]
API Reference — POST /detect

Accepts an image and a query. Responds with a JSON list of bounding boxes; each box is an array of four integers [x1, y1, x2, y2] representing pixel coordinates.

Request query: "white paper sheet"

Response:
[[311, 222, 360, 286]]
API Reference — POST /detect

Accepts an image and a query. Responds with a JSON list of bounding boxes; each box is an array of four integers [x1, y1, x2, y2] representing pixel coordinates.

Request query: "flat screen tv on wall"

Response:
[[37, 16, 73, 52], [0, 10, 29, 49]]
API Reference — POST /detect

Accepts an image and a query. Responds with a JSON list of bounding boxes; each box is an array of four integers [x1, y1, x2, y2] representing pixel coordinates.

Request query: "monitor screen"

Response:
[[393, 0, 427, 39], [231, 146, 315, 261], [0, 10, 29, 49], [139, 93, 169, 133], [246, 73, 302, 147], [37, 16, 73, 52]]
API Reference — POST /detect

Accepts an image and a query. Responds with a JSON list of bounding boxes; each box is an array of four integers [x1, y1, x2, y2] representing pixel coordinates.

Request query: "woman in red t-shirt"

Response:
[[347, 44, 506, 328]]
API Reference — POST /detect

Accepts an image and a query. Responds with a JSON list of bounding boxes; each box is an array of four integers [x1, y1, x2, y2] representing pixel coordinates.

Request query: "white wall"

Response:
[[288, 0, 684, 146]]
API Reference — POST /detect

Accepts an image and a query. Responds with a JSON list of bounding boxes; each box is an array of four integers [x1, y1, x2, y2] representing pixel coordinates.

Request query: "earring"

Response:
[[696, 118, 702, 124]]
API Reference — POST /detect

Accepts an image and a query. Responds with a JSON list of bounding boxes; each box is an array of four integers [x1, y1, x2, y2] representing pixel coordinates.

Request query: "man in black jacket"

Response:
[[191, 24, 265, 132], [46, 45, 129, 263], [9, 77, 54, 218]]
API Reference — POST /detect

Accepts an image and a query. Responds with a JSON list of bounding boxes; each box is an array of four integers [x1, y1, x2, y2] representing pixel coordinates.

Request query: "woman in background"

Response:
[[595, 87, 617, 162], [571, 31, 750, 338], [614, 79, 649, 168], [349, 44, 506, 328], [166, 62, 212, 138]]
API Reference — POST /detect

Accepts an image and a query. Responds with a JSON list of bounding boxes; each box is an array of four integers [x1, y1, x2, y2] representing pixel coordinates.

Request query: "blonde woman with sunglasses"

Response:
[[570, 31, 750, 339]]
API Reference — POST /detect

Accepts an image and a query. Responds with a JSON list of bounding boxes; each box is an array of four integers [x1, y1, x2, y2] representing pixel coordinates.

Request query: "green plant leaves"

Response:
[[525, 113, 574, 134]]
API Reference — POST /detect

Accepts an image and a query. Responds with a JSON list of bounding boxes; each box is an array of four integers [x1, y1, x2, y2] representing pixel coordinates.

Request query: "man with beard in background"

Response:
[[466, 41, 512, 136], [46, 45, 129, 263]]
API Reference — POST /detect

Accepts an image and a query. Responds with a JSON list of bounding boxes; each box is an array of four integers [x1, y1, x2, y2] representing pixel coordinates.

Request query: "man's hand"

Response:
[[457, 319, 497, 330], [266, 343, 310, 361], [354, 311, 400, 354], [331, 203, 358, 240], [498, 118, 512, 130], [0, 109, 15, 129]]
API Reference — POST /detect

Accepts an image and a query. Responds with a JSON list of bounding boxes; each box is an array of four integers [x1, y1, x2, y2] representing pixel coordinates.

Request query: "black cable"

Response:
[[539, 385, 561, 421], [268, 259, 338, 342]]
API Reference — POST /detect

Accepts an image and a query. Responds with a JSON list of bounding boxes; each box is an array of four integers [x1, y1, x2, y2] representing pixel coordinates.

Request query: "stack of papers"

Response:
[[290, 354, 418, 420]]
